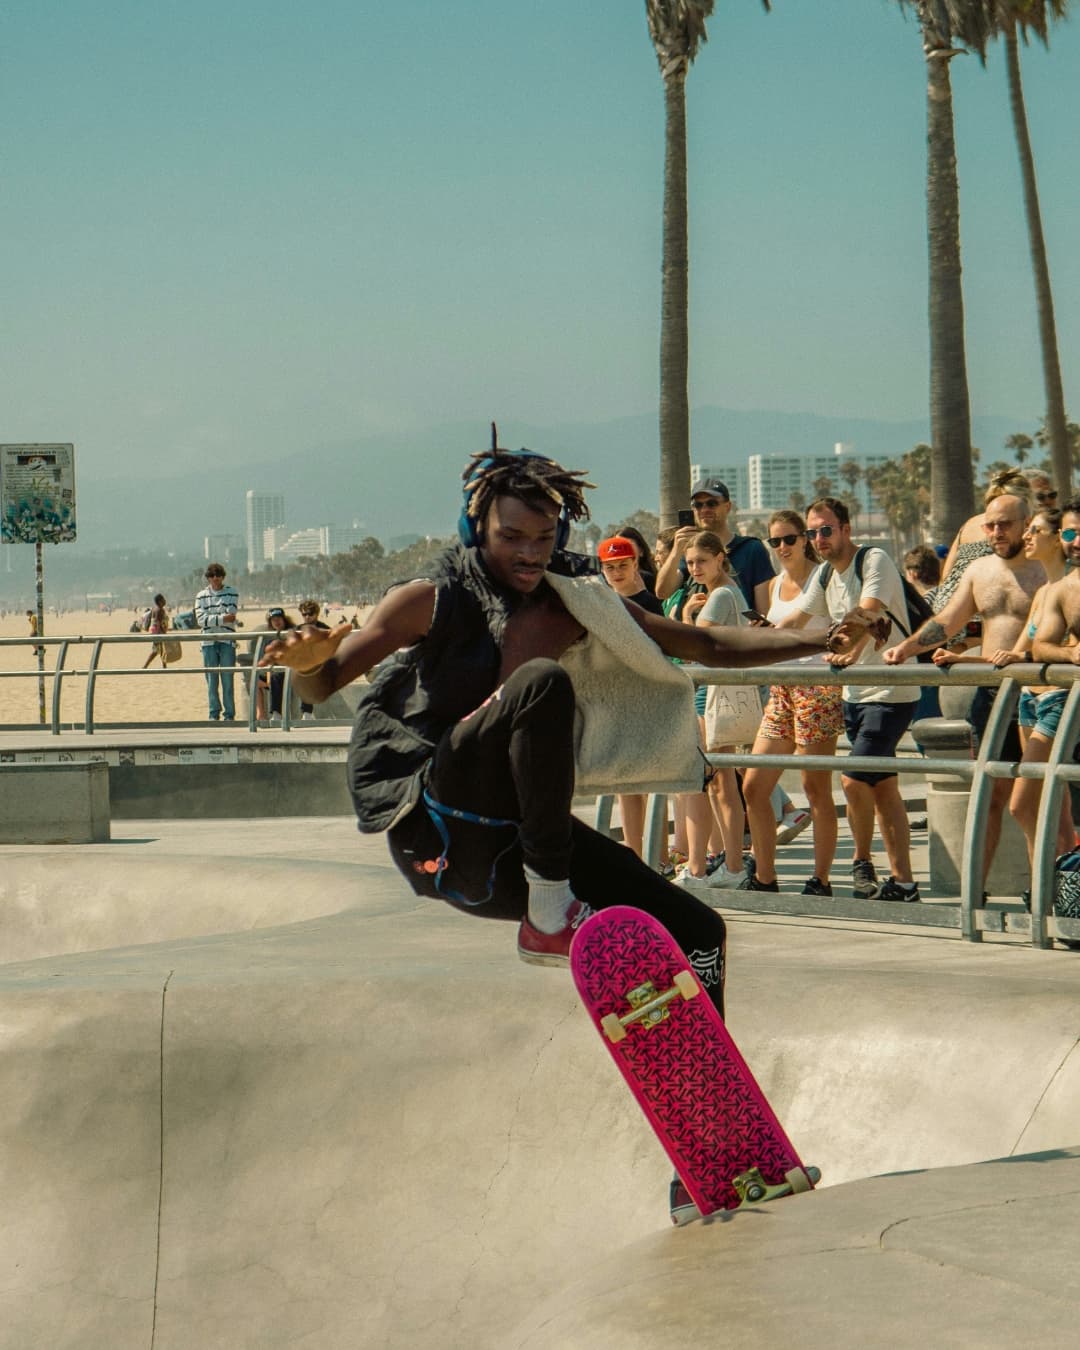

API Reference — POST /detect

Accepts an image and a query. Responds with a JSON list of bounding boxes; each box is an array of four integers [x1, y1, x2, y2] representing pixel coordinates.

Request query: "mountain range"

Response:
[[76, 405, 1029, 554]]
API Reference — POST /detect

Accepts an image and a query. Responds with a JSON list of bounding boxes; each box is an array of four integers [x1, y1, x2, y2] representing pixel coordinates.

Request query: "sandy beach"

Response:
[[0, 605, 362, 728]]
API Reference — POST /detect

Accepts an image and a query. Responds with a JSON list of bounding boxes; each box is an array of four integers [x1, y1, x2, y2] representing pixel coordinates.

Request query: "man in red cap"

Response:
[[598, 535, 664, 616]]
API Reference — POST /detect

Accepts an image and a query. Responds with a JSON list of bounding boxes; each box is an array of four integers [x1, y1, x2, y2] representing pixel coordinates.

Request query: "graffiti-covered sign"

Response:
[[0, 443, 77, 543]]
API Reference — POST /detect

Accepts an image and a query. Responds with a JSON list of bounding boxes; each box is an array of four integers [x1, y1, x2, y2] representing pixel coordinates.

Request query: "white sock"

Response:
[[523, 865, 576, 934]]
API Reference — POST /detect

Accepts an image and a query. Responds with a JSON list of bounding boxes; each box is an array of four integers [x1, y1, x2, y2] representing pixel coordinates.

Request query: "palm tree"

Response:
[[646, 2, 770, 527], [992, 1, 1072, 495], [897, 2, 995, 544], [839, 459, 864, 526], [1004, 431, 1034, 465]]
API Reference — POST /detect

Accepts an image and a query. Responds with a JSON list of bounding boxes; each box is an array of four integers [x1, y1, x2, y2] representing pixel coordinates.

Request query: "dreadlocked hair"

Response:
[[462, 449, 594, 538]]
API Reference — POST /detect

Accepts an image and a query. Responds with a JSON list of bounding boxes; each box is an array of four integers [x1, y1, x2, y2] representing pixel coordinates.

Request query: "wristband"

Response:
[[825, 621, 844, 654], [1025, 651, 1033, 662]]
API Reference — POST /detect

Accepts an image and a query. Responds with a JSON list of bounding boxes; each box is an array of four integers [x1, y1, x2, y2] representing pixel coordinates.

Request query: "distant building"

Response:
[[694, 446, 891, 518], [203, 534, 245, 569], [245, 491, 286, 572], [262, 522, 367, 565]]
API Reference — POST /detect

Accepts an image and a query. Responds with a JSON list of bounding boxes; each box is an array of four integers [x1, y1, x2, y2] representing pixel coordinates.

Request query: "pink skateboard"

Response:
[[571, 905, 819, 1218]]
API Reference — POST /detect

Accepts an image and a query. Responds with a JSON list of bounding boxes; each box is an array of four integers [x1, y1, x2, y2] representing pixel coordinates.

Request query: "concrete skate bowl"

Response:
[[3, 855, 1080, 1350]]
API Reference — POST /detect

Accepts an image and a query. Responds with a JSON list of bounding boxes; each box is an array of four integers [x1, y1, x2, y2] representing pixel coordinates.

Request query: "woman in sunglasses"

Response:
[[740, 511, 843, 896]]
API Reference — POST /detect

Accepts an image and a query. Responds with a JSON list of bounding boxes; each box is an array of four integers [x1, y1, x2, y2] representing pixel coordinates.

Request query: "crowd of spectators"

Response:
[[599, 465, 1078, 911]]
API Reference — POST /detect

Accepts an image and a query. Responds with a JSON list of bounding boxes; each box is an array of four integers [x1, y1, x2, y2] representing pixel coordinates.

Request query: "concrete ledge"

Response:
[[0, 762, 110, 843]]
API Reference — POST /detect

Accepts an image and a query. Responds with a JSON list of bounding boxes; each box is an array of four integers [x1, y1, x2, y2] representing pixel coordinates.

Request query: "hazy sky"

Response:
[[3, 0, 1078, 481]]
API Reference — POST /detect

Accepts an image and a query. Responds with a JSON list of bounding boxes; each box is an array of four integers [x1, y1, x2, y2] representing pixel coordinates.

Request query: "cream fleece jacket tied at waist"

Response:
[[544, 572, 705, 796]]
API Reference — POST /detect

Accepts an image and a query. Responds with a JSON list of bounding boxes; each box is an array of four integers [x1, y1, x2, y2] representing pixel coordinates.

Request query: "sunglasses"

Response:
[[1024, 525, 1058, 537], [805, 525, 836, 540], [1062, 528, 1079, 543], [1036, 491, 1058, 503], [767, 532, 803, 549], [205, 570, 225, 578]]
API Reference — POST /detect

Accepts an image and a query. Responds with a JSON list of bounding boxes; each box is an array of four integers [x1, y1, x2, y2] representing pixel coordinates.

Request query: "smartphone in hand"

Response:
[[677, 509, 695, 528], [743, 609, 771, 625]]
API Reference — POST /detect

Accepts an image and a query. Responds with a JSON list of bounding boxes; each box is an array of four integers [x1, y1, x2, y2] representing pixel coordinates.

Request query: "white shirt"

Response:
[[796, 548, 918, 704]]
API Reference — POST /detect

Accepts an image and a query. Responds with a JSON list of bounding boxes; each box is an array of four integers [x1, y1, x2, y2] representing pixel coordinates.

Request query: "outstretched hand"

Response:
[[829, 607, 890, 658], [259, 620, 354, 672]]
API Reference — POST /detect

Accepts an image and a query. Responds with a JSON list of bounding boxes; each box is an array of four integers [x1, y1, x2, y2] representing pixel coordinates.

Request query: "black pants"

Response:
[[387, 659, 727, 1011]]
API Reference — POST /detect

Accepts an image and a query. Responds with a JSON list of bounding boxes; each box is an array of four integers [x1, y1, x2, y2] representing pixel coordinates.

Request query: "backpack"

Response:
[[818, 546, 936, 664]]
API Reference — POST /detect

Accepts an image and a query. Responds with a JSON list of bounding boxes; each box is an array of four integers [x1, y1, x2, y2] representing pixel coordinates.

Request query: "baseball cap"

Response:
[[267, 607, 286, 619], [690, 477, 730, 502], [598, 535, 637, 562]]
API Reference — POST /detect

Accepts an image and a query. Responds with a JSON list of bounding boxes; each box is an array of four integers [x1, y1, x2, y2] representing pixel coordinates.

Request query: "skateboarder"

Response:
[[264, 439, 884, 982]]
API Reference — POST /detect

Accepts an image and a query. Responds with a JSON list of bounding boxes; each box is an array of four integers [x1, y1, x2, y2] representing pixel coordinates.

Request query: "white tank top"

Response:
[[766, 566, 829, 666]]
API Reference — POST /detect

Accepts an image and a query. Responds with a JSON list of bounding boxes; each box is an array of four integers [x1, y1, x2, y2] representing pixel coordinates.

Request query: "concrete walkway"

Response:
[[2, 817, 1079, 1348]]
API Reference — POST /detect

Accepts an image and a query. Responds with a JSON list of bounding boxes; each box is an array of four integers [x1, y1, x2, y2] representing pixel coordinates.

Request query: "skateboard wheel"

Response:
[[746, 1183, 765, 1202], [807, 1166, 821, 1185], [601, 1013, 627, 1044], [673, 970, 700, 1001], [785, 1167, 812, 1194]]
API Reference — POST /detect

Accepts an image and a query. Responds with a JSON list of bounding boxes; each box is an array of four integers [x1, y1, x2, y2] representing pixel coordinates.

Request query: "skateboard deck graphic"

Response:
[[571, 905, 817, 1217]]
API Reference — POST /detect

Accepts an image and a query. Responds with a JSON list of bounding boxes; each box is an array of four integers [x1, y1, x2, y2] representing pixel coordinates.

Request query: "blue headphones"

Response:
[[458, 426, 571, 551]]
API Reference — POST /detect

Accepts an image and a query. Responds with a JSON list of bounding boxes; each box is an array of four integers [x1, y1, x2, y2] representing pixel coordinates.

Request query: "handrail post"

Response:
[[50, 640, 70, 734], [959, 676, 1020, 942], [84, 639, 104, 735], [1028, 681, 1080, 949], [248, 635, 267, 732]]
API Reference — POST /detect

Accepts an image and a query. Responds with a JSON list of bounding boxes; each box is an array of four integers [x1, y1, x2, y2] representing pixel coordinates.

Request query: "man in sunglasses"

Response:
[[884, 490, 1044, 895], [195, 563, 240, 721], [1032, 497, 1080, 665], [776, 497, 921, 902], [654, 477, 773, 615]]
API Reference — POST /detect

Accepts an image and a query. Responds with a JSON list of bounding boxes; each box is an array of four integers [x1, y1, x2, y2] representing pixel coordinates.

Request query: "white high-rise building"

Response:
[[245, 491, 286, 572]]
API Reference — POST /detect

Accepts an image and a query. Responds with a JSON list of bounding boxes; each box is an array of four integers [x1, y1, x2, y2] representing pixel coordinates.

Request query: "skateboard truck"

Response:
[[600, 970, 701, 1043], [731, 1165, 822, 1207]]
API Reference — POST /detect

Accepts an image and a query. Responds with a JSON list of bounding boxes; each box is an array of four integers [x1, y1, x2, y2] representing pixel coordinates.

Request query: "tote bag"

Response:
[[704, 682, 763, 750]]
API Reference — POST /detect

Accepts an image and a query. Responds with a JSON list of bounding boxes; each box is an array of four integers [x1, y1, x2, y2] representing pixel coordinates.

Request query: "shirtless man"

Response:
[[884, 490, 1044, 888]]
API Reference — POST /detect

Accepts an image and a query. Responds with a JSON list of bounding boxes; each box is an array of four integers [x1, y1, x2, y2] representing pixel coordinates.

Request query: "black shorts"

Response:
[[969, 686, 1022, 761], [842, 700, 916, 786]]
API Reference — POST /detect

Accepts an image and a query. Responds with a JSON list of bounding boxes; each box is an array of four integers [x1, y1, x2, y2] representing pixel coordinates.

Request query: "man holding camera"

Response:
[[654, 477, 773, 614]]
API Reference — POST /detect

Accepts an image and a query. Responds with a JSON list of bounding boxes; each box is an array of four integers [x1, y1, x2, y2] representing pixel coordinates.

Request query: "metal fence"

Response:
[[0, 632, 352, 734], [3, 631, 1080, 949]]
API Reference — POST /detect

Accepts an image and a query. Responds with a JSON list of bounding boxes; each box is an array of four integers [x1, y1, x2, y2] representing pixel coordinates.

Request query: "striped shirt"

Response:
[[195, 584, 239, 644]]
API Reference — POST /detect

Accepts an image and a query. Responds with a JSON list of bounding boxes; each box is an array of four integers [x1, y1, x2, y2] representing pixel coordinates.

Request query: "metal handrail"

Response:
[[0, 632, 350, 734], [6, 631, 1080, 947]]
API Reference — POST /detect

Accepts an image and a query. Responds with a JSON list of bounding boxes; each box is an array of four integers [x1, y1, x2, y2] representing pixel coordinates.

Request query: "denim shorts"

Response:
[[1018, 688, 1068, 741], [842, 700, 916, 785]]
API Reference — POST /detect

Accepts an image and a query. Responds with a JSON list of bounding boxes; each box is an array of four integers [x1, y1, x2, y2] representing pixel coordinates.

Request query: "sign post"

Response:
[[0, 443, 77, 725]]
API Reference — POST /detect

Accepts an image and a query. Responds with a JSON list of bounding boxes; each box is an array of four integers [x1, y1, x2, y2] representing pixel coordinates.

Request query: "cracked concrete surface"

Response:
[[2, 818, 1080, 1348]]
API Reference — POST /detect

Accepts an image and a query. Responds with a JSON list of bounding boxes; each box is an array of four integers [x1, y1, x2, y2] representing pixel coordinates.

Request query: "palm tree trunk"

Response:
[[924, 39, 975, 542], [1005, 25, 1071, 495], [658, 71, 690, 530]]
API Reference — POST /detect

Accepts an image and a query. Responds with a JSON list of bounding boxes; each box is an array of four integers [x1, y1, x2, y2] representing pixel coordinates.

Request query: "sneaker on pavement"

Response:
[[517, 899, 595, 967], [707, 865, 747, 890], [704, 852, 723, 875], [658, 860, 677, 879], [737, 873, 778, 892], [673, 870, 710, 890], [878, 877, 921, 903], [669, 1176, 701, 1227], [851, 858, 880, 900], [802, 876, 833, 897], [776, 809, 812, 845]]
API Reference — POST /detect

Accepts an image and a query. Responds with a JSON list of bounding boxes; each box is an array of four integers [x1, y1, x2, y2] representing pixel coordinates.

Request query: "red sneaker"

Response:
[[517, 899, 594, 967]]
